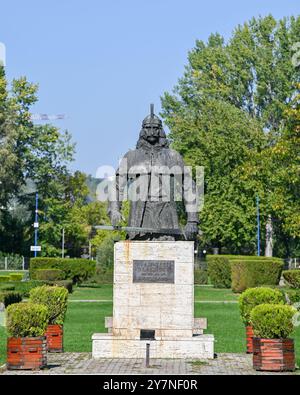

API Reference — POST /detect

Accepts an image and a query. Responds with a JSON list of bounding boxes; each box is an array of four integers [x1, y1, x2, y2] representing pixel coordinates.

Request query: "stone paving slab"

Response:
[[1, 353, 297, 375]]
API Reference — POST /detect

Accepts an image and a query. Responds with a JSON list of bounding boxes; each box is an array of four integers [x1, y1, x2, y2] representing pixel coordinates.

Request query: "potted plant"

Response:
[[6, 302, 49, 370], [250, 304, 296, 372], [238, 287, 285, 353], [29, 285, 68, 352]]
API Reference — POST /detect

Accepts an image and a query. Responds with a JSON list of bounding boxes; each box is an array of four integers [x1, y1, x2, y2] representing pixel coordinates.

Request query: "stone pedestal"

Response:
[[92, 241, 214, 359]]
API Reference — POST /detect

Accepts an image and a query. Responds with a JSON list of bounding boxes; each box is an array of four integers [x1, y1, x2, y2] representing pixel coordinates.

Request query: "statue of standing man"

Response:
[[108, 105, 199, 241]]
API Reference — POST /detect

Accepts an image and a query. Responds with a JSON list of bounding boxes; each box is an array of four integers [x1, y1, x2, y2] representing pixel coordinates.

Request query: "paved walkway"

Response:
[[1, 353, 297, 375]]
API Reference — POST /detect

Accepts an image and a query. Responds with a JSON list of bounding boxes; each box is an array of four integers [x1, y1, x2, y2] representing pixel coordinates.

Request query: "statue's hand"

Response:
[[184, 222, 199, 240], [110, 211, 124, 226]]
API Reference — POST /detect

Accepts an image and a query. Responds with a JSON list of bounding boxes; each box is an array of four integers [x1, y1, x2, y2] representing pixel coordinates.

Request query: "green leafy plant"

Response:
[[0, 291, 22, 307], [34, 269, 64, 281], [239, 287, 285, 325], [250, 304, 296, 339], [207, 256, 231, 288], [6, 303, 49, 337], [231, 260, 283, 293], [29, 285, 69, 325], [282, 270, 300, 289]]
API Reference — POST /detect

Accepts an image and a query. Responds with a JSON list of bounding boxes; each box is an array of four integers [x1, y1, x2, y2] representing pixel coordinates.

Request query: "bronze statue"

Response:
[[107, 104, 199, 241]]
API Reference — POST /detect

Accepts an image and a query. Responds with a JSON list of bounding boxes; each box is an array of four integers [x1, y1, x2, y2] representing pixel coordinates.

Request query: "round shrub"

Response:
[[250, 304, 296, 339], [6, 302, 49, 337], [207, 256, 231, 288], [34, 269, 64, 281], [239, 287, 285, 325], [282, 270, 300, 289], [29, 285, 68, 325]]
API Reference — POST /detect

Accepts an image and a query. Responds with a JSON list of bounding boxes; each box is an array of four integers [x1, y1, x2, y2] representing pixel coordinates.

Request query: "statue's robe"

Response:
[[108, 142, 198, 240]]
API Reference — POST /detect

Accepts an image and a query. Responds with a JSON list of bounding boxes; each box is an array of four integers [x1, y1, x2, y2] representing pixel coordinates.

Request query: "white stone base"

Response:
[[92, 333, 214, 359], [92, 241, 214, 360]]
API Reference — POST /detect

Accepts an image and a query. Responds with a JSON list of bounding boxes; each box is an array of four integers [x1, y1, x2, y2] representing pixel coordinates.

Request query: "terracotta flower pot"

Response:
[[246, 325, 254, 354], [45, 324, 63, 353], [253, 337, 295, 372], [7, 336, 47, 370]]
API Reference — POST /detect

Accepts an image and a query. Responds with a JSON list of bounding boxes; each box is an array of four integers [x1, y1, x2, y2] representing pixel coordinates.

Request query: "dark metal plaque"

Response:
[[133, 260, 174, 283]]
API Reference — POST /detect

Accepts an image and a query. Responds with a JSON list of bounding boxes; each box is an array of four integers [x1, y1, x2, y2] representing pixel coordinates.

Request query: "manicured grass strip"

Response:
[[69, 285, 238, 302], [63, 302, 113, 352], [194, 286, 239, 301], [69, 285, 113, 301]]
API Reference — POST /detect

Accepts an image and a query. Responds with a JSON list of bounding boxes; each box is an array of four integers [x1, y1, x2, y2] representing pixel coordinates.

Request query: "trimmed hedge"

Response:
[[0, 275, 10, 282], [0, 291, 22, 307], [30, 258, 96, 283], [30, 285, 69, 325], [282, 270, 300, 289], [0, 284, 15, 291], [194, 269, 208, 285], [9, 273, 23, 282], [238, 287, 285, 325], [207, 256, 231, 288], [34, 269, 64, 281], [250, 304, 296, 339], [231, 260, 283, 293], [6, 302, 49, 338]]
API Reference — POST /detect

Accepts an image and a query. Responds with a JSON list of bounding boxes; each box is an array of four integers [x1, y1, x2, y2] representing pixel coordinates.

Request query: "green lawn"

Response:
[[69, 285, 238, 302], [69, 285, 113, 300], [1, 285, 300, 369]]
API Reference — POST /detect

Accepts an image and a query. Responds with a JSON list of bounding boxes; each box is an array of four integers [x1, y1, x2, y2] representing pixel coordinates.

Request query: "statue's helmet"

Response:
[[142, 104, 163, 129], [136, 104, 169, 148]]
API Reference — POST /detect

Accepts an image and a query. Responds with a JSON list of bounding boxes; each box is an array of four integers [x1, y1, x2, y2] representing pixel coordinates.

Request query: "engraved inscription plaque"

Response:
[[133, 260, 174, 283]]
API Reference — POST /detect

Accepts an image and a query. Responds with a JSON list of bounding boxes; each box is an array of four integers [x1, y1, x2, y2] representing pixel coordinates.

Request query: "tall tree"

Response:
[[161, 15, 300, 255]]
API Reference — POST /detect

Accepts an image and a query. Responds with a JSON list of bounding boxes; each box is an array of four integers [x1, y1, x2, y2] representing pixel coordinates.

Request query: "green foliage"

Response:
[[194, 269, 208, 285], [207, 256, 231, 288], [9, 273, 23, 282], [30, 258, 96, 283], [0, 67, 75, 256], [282, 270, 300, 289], [0, 291, 22, 307], [96, 233, 121, 270], [250, 304, 296, 339], [231, 260, 283, 293], [161, 15, 300, 256], [6, 302, 49, 337], [29, 285, 68, 325], [0, 253, 24, 270], [34, 269, 64, 281], [0, 275, 10, 282], [238, 287, 285, 325]]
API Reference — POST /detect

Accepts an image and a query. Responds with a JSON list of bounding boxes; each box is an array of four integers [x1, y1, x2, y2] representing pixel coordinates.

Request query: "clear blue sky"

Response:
[[1, 0, 299, 176]]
